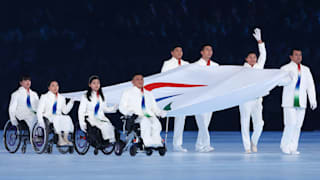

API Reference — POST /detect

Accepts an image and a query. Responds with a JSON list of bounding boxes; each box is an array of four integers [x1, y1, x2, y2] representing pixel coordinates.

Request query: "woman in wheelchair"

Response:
[[5, 75, 39, 153], [118, 74, 167, 156], [36, 80, 74, 147], [76, 75, 119, 155]]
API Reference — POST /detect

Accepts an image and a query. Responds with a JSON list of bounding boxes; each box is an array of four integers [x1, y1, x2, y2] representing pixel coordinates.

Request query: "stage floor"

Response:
[[0, 131, 319, 180]]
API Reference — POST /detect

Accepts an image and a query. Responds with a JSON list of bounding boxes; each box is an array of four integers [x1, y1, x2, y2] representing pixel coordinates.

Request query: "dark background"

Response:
[[1, 0, 319, 131]]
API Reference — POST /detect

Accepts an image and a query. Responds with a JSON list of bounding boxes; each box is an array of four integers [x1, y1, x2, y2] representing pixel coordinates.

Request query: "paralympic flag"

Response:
[[62, 64, 291, 116]]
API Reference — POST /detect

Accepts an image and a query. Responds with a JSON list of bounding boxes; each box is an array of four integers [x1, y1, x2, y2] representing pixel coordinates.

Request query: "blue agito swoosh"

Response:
[[155, 94, 182, 102]]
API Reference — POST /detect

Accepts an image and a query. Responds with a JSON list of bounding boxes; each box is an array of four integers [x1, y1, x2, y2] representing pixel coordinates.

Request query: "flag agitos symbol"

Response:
[[144, 82, 207, 111]]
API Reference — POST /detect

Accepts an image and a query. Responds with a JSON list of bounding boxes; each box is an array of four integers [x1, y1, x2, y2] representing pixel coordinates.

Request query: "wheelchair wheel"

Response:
[[101, 143, 115, 155], [158, 146, 167, 156], [74, 128, 90, 155], [130, 144, 138, 156], [146, 148, 153, 156], [3, 121, 21, 153], [31, 123, 48, 154]]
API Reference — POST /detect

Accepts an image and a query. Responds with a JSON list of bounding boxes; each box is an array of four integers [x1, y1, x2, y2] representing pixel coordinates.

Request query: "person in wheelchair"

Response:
[[78, 75, 119, 146], [6, 75, 39, 153], [9, 75, 39, 135], [37, 80, 74, 146], [119, 74, 167, 148]]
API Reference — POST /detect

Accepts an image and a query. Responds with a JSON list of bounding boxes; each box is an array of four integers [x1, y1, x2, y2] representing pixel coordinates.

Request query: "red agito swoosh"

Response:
[[144, 82, 207, 91]]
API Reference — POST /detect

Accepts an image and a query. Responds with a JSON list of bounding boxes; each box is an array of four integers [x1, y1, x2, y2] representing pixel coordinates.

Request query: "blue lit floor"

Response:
[[0, 131, 320, 180]]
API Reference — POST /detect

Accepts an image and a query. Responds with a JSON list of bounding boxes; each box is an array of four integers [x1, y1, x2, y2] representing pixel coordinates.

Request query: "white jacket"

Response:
[[78, 91, 117, 128], [9, 87, 39, 121], [195, 58, 219, 67], [161, 57, 189, 72], [119, 86, 162, 117], [37, 91, 74, 124], [281, 61, 317, 108], [243, 43, 266, 69]]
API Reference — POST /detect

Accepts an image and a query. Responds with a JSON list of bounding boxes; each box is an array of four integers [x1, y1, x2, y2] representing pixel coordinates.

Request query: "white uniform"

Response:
[[161, 57, 189, 148], [194, 58, 219, 151], [280, 61, 317, 153], [37, 91, 74, 135], [78, 92, 117, 142], [8, 87, 39, 132], [119, 86, 164, 147], [239, 42, 266, 151]]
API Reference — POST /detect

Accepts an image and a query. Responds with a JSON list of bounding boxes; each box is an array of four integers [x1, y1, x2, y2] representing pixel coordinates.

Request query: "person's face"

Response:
[[89, 79, 100, 92], [132, 75, 144, 89], [171, 47, 183, 60], [20, 80, 31, 89], [48, 81, 59, 94], [201, 46, 213, 60], [290, 50, 302, 64], [245, 53, 257, 66]]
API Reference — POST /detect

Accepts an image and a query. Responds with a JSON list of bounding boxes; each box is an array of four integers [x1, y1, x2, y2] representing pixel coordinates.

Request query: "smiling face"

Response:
[[171, 47, 183, 60], [290, 50, 302, 64], [48, 81, 59, 94], [132, 75, 144, 89], [89, 79, 101, 92], [201, 46, 213, 61], [245, 53, 257, 66], [20, 79, 31, 90]]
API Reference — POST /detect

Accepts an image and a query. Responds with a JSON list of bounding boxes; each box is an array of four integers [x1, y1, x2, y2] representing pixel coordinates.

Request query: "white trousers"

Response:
[[280, 107, 306, 152], [195, 112, 212, 150], [173, 116, 186, 147], [87, 117, 115, 142], [239, 99, 264, 150], [140, 116, 162, 147], [49, 115, 74, 135]]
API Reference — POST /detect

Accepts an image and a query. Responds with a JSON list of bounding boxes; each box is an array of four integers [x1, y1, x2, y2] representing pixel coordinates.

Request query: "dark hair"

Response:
[[132, 74, 144, 80], [171, 45, 182, 52], [48, 80, 58, 87], [290, 48, 302, 55], [19, 75, 31, 82], [86, 75, 104, 101], [200, 44, 213, 51], [246, 51, 256, 57]]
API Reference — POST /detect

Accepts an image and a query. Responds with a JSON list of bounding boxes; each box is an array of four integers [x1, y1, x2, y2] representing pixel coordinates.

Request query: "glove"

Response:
[[80, 122, 87, 132], [252, 28, 262, 42], [311, 102, 317, 110], [10, 119, 18, 126], [159, 110, 167, 118]]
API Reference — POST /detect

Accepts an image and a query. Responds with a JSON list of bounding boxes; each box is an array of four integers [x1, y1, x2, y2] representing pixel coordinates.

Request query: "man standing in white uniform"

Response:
[[161, 46, 189, 152], [280, 49, 317, 155], [194, 44, 219, 152], [239, 28, 267, 153]]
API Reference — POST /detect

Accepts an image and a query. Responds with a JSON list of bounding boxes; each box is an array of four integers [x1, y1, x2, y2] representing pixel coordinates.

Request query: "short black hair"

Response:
[[19, 75, 31, 82], [246, 51, 256, 57], [132, 74, 144, 80], [171, 45, 183, 52], [200, 44, 213, 51], [290, 48, 302, 55]]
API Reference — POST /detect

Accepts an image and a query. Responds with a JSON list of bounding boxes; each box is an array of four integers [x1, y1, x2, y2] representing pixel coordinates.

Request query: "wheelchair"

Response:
[[73, 119, 115, 155], [114, 114, 167, 156], [3, 119, 33, 154], [31, 118, 74, 154]]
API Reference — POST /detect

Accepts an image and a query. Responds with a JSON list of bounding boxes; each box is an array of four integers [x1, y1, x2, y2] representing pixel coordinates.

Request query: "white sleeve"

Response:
[[150, 93, 162, 116], [119, 91, 132, 115], [32, 92, 40, 111], [306, 68, 317, 106], [8, 93, 18, 124], [36, 95, 46, 127], [160, 61, 169, 73], [257, 43, 267, 68], [78, 95, 87, 131]]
